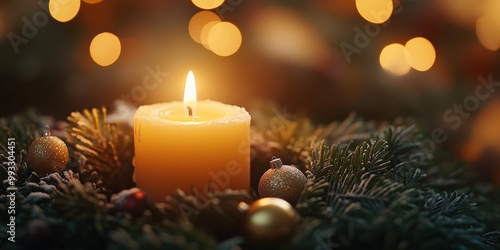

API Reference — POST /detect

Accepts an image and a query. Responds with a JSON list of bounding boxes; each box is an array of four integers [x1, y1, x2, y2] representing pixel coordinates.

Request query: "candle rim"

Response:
[[134, 100, 250, 126]]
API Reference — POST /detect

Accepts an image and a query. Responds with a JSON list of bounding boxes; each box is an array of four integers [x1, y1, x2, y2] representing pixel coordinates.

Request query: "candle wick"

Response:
[[187, 106, 193, 117]]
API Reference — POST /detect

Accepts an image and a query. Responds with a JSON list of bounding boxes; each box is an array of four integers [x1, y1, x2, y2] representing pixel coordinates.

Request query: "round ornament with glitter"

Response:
[[258, 157, 307, 204], [28, 129, 69, 176]]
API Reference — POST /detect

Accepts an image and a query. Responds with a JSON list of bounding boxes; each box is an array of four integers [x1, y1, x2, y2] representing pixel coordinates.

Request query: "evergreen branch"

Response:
[[286, 113, 374, 169], [108, 220, 216, 250], [0, 109, 46, 160], [425, 153, 473, 190], [393, 162, 426, 186], [483, 231, 500, 249], [293, 186, 491, 250], [65, 107, 134, 193], [288, 218, 338, 250], [47, 172, 112, 249], [316, 112, 374, 145], [0, 156, 36, 195], [296, 171, 330, 218], [305, 139, 408, 215], [336, 177, 405, 212], [159, 189, 253, 241], [422, 191, 472, 219], [376, 125, 429, 185], [250, 108, 375, 170], [295, 126, 498, 249]]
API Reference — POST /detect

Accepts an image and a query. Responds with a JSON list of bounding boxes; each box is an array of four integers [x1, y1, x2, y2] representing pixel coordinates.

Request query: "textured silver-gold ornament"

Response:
[[258, 157, 307, 204]]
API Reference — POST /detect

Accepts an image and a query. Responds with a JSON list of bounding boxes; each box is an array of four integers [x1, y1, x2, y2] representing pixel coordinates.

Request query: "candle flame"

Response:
[[183, 71, 197, 117]]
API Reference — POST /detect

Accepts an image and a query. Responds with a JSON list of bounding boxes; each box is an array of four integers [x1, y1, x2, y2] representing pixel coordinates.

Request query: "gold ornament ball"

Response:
[[243, 197, 299, 248], [28, 132, 69, 176], [258, 157, 307, 205]]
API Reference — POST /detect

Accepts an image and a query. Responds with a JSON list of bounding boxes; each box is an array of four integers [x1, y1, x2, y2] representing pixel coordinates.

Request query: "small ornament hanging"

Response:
[[28, 128, 69, 176], [243, 197, 299, 248], [258, 157, 307, 204]]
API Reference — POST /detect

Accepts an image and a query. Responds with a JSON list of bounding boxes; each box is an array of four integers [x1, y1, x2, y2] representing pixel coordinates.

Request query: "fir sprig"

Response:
[[108, 219, 217, 250], [376, 125, 429, 185], [292, 122, 498, 249], [160, 189, 253, 241], [65, 107, 134, 193], [0, 109, 46, 160]]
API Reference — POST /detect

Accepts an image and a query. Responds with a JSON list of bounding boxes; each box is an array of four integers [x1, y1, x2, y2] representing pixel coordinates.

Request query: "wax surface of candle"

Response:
[[134, 100, 250, 202]]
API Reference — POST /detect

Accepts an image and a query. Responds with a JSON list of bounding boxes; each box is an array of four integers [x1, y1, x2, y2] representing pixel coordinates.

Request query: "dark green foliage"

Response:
[[107, 220, 216, 250], [65, 107, 134, 193], [291, 124, 499, 249], [0, 110, 46, 160], [160, 189, 253, 241], [376, 125, 429, 186], [0, 107, 499, 249]]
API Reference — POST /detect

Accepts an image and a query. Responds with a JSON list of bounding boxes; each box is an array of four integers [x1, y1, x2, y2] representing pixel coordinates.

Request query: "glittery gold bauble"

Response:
[[243, 197, 299, 248], [28, 131, 69, 176], [258, 157, 307, 205]]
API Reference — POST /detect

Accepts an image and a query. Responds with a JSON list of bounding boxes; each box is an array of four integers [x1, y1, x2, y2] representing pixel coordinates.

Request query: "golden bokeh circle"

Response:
[[355, 0, 393, 24], [189, 11, 221, 44], [89, 32, 122, 67], [207, 21, 242, 56], [379, 43, 411, 76], [476, 16, 500, 51], [404, 37, 436, 72], [200, 20, 221, 50], [191, 0, 225, 10], [49, 0, 81, 23]]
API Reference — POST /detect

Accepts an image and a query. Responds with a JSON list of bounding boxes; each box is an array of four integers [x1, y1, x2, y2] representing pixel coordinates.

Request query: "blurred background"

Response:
[[1, 0, 500, 173]]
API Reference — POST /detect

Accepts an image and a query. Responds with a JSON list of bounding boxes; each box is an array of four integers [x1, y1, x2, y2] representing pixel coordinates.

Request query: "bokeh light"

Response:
[[89, 32, 121, 67], [483, 0, 500, 28], [200, 20, 221, 49], [82, 0, 102, 4], [207, 22, 242, 56], [476, 16, 500, 51], [49, 0, 81, 23], [355, 0, 393, 24], [462, 99, 500, 162], [189, 11, 221, 44], [404, 37, 436, 71], [249, 5, 330, 69], [192, 0, 225, 10], [475, 0, 500, 51], [379, 43, 411, 76]]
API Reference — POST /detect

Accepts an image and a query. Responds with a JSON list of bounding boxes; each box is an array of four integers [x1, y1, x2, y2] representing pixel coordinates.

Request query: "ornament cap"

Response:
[[270, 156, 283, 169], [42, 125, 51, 137]]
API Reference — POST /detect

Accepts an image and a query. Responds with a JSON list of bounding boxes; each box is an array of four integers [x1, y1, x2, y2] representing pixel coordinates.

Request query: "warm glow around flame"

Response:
[[183, 71, 197, 117]]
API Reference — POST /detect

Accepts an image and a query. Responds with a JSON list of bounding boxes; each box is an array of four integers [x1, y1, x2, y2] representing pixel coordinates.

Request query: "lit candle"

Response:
[[133, 71, 251, 202]]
